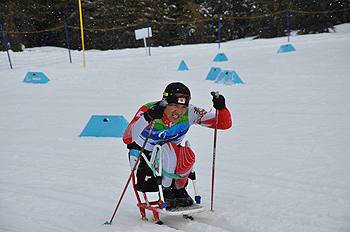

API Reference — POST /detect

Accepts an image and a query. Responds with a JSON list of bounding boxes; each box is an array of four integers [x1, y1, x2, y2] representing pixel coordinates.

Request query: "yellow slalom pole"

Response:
[[78, 0, 86, 67]]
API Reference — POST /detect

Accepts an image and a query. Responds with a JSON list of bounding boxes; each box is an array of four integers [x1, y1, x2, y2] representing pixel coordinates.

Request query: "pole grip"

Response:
[[211, 91, 219, 98], [159, 99, 168, 107]]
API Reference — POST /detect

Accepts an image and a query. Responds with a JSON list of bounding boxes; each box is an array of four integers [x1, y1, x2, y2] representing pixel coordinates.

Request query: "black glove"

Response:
[[211, 91, 226, 110], [144, 102, 166, 123]]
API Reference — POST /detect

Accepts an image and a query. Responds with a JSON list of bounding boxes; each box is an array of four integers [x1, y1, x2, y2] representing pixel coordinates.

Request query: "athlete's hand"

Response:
[[144, 101, 167, 122], [211, 91, 226, 110]]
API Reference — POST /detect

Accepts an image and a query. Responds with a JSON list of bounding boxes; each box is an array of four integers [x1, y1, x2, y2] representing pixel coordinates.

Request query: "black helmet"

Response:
[[162, 82, 191, 106]]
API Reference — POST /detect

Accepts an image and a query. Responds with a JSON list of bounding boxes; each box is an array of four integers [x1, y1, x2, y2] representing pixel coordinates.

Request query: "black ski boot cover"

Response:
[[161, 187, 177, 209], [173, 188, 194, 207]]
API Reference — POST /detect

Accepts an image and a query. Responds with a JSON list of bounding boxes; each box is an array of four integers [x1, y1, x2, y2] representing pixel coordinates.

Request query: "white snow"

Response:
[[1, 23, 350, 232]]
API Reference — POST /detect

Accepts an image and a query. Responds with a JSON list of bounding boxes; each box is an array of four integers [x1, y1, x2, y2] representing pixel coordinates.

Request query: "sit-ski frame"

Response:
[[132, 143, 205, 223]]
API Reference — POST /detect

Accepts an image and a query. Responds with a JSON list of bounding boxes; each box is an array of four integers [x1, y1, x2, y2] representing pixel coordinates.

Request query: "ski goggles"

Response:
[[163, 92, 191, 106]]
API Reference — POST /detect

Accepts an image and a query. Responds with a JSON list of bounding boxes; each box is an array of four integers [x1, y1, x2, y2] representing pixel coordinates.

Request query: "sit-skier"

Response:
[[123, 82, 232, 208]]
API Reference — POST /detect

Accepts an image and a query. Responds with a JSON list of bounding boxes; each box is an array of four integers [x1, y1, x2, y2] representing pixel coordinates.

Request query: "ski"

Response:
[[141, 217, 179, 230], [155, 213, 230, 232]]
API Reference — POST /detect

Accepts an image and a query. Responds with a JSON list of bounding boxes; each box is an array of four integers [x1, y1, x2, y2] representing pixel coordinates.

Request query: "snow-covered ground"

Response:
[[1, 23, 349, 232]]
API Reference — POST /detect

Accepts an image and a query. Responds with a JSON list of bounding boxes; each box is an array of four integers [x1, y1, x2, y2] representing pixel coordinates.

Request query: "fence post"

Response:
[[1, 24, 13, 69], [147, 20, 151, 56], [65, 24, 72, 63], [218, 15, 221, 49], [287, 9, 290, 42]]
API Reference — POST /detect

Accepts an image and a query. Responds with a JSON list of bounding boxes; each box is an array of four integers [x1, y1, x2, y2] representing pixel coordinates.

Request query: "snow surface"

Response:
[[1, 23, 350, 232]]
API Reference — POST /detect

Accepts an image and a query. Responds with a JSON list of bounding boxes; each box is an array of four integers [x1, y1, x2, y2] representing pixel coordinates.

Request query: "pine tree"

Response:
[[0, 1, 47, 51], [1, 0, 349, 51], [248, 0, 290, 39], [291, 0, 350, 35]]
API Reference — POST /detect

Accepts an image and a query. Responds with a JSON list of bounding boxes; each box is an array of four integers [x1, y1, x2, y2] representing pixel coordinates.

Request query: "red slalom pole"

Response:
[[210, 91, 219, 212]]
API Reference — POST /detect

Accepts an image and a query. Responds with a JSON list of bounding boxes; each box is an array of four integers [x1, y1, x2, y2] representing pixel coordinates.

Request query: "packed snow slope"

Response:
[[1, 24, 350, 232]]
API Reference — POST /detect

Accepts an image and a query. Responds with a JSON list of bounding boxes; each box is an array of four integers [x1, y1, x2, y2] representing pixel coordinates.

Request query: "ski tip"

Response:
[[183, 215, 195, 220], [156, 220, 164, 225]]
